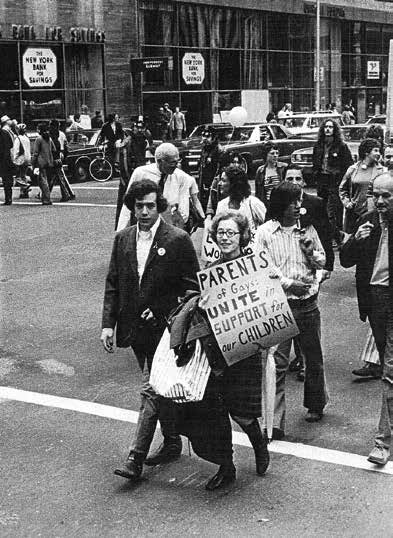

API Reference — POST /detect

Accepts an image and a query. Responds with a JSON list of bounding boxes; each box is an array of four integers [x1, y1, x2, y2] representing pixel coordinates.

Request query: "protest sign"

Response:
[[198, 250, 299, 366]]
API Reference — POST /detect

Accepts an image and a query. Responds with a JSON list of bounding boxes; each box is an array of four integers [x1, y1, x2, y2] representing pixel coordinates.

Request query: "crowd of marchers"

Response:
[[98, 116, 393, 492]]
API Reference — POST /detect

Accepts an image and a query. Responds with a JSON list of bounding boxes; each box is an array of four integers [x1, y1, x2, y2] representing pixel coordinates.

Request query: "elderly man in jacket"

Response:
[[341, 173, 393, 466], [117, 142, 194, 232], [101, 179, 199, 480]]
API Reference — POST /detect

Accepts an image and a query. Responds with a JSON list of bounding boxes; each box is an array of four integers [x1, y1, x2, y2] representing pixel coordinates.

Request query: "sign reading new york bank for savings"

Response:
[[23, 48, 57, 88]]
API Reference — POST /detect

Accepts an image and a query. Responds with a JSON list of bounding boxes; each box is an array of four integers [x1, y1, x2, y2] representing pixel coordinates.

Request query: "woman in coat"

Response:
[[176, 210, 269, 491]]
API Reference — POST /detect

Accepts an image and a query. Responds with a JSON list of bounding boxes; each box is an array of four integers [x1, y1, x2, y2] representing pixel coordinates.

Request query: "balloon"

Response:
[[228, 106, 248, 127]]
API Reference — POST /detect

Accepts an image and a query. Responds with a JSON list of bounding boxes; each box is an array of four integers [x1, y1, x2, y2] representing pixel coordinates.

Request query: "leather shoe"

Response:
[[305, 411, 323, 422], [367, 445, 390, 466], [352, 363, 381, 379], [205, 464, 236, 491], [144, 439, 182, 466], [264, 427, 285, 440], [255, 440, 270, 476], [114, 453, 143, 480]]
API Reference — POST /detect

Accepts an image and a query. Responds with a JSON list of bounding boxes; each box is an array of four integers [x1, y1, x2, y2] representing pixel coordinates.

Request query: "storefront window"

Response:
[[142, 1, 177, 46], [0, 44, 19, 91], [382, 25, 393, 54], [291, 53, 313, 88], [267, 13, 289, 51], [0, 92, 21, 121], [242, 50, 267, 90], [269, 53, 290, 87], [242, 11, 266, 50], [289, 16, 314, 52], [22, 90, 64, 128], [20, 44, 64, 91], [218, 50, 240, 90], [179, 3, 210, 48], [365, 23, 382, 55]]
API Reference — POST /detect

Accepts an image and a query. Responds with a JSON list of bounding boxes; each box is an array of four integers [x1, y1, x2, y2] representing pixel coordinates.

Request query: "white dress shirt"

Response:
[[136, 216, 161, 282], [255, 219, 326, 300], [117, 163, 191, 231]]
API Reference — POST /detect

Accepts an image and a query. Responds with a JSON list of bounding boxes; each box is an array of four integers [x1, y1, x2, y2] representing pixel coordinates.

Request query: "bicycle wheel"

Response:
[[89, 157, 113, 182]]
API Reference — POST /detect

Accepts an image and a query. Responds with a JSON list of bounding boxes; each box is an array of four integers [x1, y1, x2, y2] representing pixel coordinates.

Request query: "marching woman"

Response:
[[174, 210, 269, 490], [215, 165, 266, 235]]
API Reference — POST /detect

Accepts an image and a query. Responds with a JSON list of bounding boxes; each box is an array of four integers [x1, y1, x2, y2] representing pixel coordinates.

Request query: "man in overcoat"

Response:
[[101, 179, 199, 479], [340, 173, 393, 466]]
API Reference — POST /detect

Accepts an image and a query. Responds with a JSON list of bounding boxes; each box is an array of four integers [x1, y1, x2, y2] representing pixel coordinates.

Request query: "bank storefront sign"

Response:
[[22, 47, 57, 87], [182, 52, 205, 85]]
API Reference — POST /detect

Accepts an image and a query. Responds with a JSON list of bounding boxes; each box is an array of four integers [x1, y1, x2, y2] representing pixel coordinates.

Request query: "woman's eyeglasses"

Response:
[[216, 230, 240, 238]]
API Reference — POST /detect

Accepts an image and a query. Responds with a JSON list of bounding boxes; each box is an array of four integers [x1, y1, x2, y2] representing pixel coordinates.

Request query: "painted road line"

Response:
[[71, 186, 118, 190], [12, 201, 117, 208], [1, 386, 392, 476]]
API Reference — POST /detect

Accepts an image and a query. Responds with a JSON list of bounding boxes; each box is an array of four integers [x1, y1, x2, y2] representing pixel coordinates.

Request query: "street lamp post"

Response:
[[315, 0, 321, 111]]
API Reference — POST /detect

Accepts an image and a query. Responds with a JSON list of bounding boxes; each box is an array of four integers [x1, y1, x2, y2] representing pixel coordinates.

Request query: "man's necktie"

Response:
[[159, 173, 166, 193]]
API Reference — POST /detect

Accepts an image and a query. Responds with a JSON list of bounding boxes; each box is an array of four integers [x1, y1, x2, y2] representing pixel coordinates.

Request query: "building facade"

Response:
[[1, 0, 393, 131]]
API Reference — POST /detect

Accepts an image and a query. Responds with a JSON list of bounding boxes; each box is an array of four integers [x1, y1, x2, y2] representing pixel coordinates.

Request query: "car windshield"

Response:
[[188, 125, 254, 142], [342, 127, 369, 142]]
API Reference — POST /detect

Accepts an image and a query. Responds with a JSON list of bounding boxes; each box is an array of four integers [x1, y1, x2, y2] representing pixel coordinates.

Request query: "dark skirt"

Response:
[[175, 354, 262, 465], [223, 354, 262, 418]]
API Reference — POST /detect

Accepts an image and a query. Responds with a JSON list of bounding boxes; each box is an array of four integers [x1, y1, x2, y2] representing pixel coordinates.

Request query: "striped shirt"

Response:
[[254, 220, 326, 300]]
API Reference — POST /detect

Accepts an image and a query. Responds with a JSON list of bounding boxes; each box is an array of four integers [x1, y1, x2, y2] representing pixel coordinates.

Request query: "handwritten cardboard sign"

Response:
[[198, 251, 299, 366]]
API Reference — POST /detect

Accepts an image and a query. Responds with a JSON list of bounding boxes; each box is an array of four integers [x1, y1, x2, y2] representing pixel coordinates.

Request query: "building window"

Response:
[[267, 13, 289, 51]]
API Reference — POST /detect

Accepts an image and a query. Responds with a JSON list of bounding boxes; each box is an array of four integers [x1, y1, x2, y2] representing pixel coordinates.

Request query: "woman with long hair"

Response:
[[215, 165, 266, 234]]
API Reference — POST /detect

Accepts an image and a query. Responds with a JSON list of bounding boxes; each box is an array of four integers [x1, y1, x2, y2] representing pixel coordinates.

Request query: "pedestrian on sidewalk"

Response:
[[31, 122, 55, 206], [0, 115, 15, 205], [49, 119, 75, 202], [12, 123, 31, 199], [340, 173, 393, 466], [101, 179, 199, 481]]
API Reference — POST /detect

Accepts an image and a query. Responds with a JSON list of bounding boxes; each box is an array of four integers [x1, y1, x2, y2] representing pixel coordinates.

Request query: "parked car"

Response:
[[366, 114, 386, 124], [290, 123, 388, 183], [176, 122, 317, 178], [65, 128, 156, 182], [283, 112, 344, 138]]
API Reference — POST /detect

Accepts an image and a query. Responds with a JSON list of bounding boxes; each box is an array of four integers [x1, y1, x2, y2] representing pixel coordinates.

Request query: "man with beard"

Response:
[[198, 128, 222, 212], [312, 119, 353, 246], [340, 173, 393, 466]]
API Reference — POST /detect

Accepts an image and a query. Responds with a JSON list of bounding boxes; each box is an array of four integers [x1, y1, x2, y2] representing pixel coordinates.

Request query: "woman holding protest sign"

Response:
[[197, 210, 269, 491]]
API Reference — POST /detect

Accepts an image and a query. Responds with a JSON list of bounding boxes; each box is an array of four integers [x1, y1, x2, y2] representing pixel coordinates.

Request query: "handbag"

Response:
[[150, 329, 211, 403], [13, 136, 26, 166]]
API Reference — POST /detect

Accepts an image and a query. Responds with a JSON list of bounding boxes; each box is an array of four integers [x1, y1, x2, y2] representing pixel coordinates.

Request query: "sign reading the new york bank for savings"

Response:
[[198, 251, 299, 366], [23, 48, 57, 88]]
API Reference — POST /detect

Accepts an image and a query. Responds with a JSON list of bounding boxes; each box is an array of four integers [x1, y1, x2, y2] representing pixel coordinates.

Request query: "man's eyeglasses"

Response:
[[216, 229, 240, 238]]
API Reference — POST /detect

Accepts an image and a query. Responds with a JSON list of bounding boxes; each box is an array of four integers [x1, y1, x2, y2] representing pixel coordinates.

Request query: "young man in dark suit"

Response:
[[340, 173, 393, 466], [284, 164, 334, 382], [101, 179, 199, 479]]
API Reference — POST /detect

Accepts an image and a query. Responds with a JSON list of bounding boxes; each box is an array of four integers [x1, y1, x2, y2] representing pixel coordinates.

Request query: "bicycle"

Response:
[[89, 144, 113, 182]]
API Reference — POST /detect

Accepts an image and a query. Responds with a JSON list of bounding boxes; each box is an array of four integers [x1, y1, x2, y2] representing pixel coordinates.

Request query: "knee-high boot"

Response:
[[241, 419, 270, 476]]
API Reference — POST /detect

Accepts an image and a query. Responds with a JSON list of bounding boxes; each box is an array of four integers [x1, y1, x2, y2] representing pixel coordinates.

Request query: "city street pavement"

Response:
[[1, 181, 393, 537]]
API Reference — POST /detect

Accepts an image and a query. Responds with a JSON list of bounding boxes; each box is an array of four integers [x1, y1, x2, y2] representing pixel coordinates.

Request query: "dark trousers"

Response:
[[129, 328, 179, 458], [38, 167, 53, 203], [2, 171, 13, 203], [50, 165, 74, 200], [369, 286, 393, 449], [317, 173, 343, 243], [274, 300, 328, 430]]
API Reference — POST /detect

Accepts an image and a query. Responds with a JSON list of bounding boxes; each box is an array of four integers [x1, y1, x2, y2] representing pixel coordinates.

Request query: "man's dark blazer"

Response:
[[301, 192, 334, 272], [340, 210, 393, 322], [102, 219, 200, 365]]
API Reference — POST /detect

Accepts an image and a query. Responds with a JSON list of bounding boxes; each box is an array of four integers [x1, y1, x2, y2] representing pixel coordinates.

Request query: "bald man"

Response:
[[341, 173, 393, 466], [117, 142, 204, 231]]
